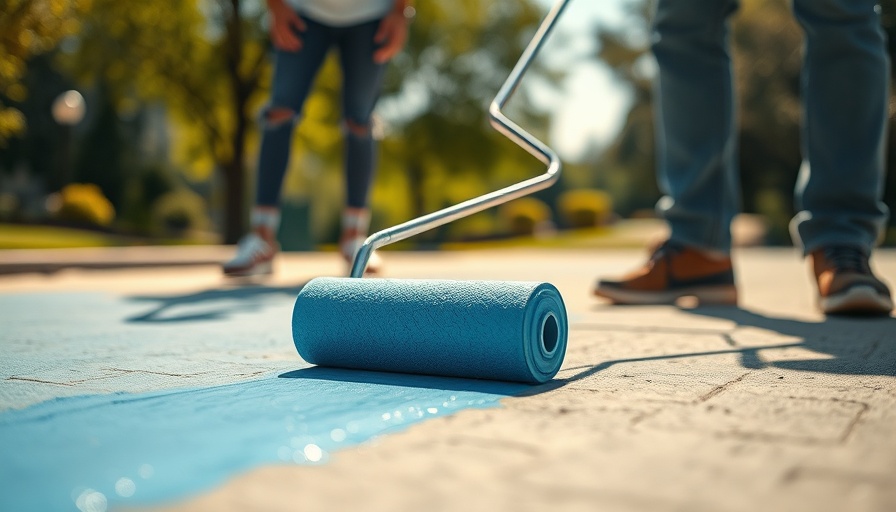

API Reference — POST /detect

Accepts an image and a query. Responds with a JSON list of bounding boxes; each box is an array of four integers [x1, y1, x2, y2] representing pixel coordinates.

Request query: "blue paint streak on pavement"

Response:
[[0, 370, 524, 511], [0, 291, 527, 511]]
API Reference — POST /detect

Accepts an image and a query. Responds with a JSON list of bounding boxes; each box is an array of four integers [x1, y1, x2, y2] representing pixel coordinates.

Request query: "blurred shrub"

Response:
[[498, 197, 552, 236], [883, 226, 896, 246], [754, 188, 791, 245], [120, 164, 179, 233], [141, 165, 179, 205], [445, 211, 498, 241], [50, 183, 115, 227], [0, 108, 26, 143], [558, 189, 614, 228], [150, 188, 209, 236], [0, 193, 20, 221]]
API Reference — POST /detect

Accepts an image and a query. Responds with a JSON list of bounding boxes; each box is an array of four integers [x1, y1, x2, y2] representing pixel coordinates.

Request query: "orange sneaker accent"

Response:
[[811, 246, 893, 315], [594, 241, 737, 305]]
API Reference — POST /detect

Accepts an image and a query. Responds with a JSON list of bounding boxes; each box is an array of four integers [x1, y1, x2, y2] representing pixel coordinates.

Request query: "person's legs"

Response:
[[224, 18, 333, 277], [652, 0, 741, 253], [255, 18, 334, 210], [594, 0, 741, 305], [337, 18, 385, 211], [335, 19, 387, 271], [791, 0, 892, 314], [790, 0, 890, 254]]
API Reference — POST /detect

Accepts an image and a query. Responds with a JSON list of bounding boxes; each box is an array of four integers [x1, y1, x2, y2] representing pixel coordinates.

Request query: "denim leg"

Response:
[[336, 19, 387, 209], [255, 19, 333, 207], [651, 0, 741, 253], [790, 0, 890, 255]]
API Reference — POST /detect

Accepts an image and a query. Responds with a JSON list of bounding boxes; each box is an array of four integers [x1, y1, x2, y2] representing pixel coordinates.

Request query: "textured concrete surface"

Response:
[[1, 247, 894, 512]]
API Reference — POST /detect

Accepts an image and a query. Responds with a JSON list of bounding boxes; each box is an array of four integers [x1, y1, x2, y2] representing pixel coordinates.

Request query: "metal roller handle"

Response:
[[351, 0, 571, 278]]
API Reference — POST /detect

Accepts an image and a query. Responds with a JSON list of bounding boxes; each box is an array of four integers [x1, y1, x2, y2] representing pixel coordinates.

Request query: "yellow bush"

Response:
[[498, 197, 552, 236], [446, 211, 498, 241], [558, 189, 614, 228], [150, 189, 209, 235], [52, 183, 115, 227]]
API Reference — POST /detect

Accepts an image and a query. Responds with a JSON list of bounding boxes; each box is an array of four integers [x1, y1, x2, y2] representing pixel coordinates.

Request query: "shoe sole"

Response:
[[223, 260, 273, 278], [594, 285, 738, 306], [820, 285, 894, 315]]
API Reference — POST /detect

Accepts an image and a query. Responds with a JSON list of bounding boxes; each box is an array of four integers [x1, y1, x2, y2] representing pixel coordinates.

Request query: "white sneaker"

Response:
[[223, 232, 278, 277], [341, 237, 382, 276]]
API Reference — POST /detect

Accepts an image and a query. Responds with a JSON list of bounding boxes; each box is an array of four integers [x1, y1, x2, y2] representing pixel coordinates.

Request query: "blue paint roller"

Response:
[[292, 0, 572, 384]]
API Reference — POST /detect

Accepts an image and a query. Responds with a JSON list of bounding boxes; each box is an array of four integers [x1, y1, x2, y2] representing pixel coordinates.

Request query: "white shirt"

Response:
[[285, 0, 394, 27]]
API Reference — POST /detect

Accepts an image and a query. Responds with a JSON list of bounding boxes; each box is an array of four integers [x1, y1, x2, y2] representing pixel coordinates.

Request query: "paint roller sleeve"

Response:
[[292, 278, 568, 384]]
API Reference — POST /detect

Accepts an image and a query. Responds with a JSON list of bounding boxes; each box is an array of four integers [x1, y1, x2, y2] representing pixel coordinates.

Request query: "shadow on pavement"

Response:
[[686, 306, 896, 377], [125, 281, 308, 323], [565, 305, 895, 384]]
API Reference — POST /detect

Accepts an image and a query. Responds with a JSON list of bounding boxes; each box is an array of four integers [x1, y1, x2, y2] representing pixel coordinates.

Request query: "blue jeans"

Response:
[[255, 16, 386, 209], [652, 0, 890, 255]]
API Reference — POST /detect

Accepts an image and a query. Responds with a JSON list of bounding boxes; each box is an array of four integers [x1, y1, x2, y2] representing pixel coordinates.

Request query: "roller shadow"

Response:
[[279, 366, 529, 395], [563, 305, 895, 384], [125, 280, 309, 323]]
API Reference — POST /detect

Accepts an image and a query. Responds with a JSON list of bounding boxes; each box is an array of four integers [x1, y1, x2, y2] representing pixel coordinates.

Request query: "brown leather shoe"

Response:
[[811, 246, 893, 315], [594, 240, 737, 305]]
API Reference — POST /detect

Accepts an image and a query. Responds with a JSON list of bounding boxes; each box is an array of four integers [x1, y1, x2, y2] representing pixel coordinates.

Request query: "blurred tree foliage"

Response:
[[66, 0, 270, 243], [7, 0, 896, 247], [383, 2, 546, 210], [594, 0, 896, 245], [43, 0, 552, 245], [371, 1, 552, 243], [590, 0, 656, 218], [0, 0, 87, 143]]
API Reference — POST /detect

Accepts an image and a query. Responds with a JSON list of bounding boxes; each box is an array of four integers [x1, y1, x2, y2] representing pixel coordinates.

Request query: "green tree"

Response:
[[58, 0, 558, 245], [591, 0, 657, 216], [0, 0, 86, 143], [69, 0, 271, 243], [278, 0, 560, 245], [376, 1, 553, 239]]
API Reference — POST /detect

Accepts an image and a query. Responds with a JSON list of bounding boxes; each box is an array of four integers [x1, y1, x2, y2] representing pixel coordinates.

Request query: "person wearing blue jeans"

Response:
[[594, 0, 894, 315], [224, 0, 414, 277]]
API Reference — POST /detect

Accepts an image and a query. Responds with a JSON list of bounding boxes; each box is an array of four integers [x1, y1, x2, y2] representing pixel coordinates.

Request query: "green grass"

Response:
[[439, 219, 667, 251], [0, 224, 119, 249], [6, 218, 889, 252], [0, 224, 218, 249]]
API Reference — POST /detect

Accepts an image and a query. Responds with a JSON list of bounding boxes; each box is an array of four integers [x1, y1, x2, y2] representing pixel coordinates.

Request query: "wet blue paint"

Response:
[[0, 291, 527, 511], [0, 369, 524, 511]]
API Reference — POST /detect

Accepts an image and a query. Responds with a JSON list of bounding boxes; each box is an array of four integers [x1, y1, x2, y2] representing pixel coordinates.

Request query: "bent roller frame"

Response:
[[350, 0, 572, 278]]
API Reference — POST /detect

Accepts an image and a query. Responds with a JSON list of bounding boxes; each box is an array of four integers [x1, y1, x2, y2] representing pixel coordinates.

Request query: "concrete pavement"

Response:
[[1, 247, 894, 512], [0, 245, 233, 275]]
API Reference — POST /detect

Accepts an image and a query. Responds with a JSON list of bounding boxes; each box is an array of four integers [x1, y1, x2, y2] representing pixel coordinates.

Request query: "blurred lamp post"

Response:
[[52, 90, 86, 189]]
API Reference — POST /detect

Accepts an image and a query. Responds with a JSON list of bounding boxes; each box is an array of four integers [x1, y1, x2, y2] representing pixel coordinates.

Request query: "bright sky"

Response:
[[531, 0, 634, 162], [375, 0, 637, 163]]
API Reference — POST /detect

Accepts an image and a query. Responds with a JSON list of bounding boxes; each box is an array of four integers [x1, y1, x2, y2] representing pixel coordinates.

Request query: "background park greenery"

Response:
[[1, 0, 895, 249]]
